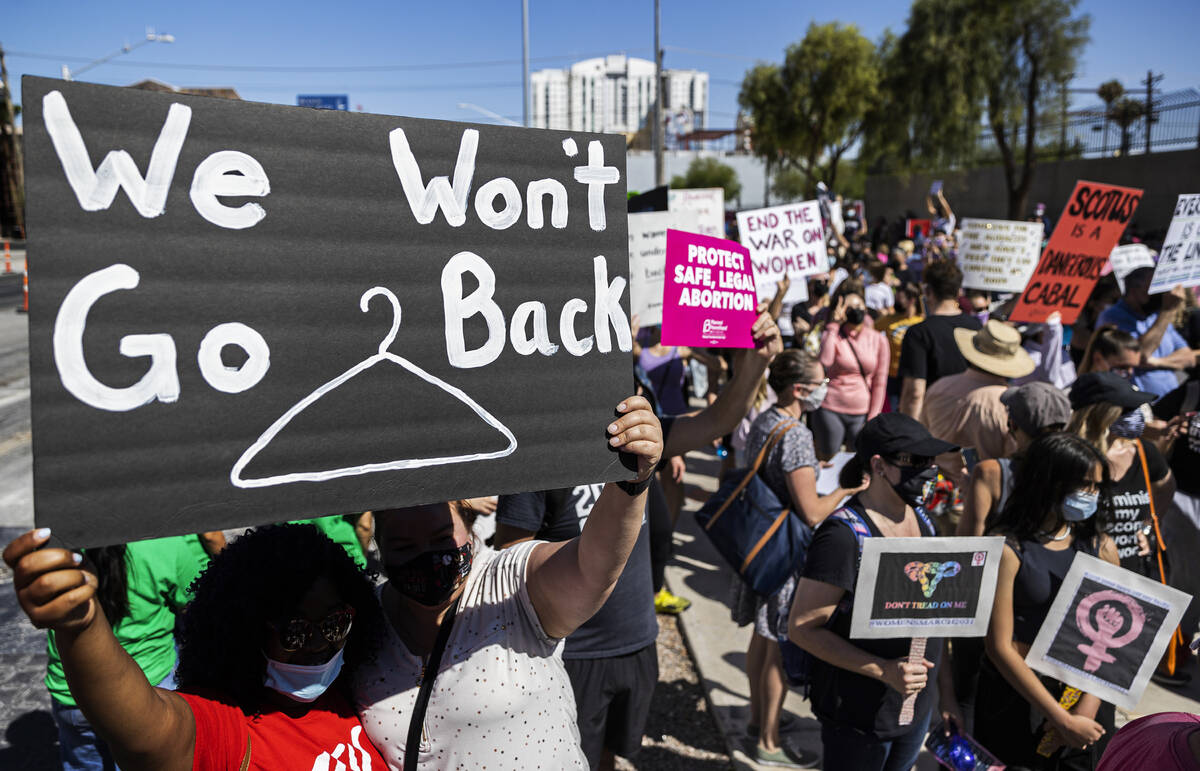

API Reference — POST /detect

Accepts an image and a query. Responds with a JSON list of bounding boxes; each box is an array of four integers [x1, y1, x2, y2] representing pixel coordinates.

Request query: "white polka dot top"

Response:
[[354, 541, 587, 770]]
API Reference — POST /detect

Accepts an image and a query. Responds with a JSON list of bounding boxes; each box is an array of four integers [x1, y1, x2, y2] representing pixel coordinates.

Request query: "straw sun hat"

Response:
[[952, 320, 1036, 379]]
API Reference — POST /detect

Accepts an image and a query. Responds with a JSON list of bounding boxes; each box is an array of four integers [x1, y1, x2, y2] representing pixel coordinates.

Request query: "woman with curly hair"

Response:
[[4, 523, 387, 771]]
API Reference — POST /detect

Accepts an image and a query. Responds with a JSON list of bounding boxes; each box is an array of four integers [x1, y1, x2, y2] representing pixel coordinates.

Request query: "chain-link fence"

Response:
[[976, 89, 1200, 161]]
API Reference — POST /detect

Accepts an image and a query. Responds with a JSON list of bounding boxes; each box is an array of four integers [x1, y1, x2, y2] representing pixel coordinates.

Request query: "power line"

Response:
[[662, 46, 760, 63], [199, 81, 522, 93], [5, 48, 652, 74]]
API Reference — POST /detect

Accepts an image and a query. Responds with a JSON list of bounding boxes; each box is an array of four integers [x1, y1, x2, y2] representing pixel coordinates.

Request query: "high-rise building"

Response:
[[530, 55, 707, 135]]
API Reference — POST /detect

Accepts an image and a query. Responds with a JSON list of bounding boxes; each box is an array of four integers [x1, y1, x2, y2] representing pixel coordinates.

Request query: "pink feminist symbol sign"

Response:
[[1075, 590, 1146, 672]]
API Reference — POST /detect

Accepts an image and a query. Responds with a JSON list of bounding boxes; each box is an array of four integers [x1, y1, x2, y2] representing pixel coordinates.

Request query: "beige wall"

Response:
[[864, 149, 1200, 240]]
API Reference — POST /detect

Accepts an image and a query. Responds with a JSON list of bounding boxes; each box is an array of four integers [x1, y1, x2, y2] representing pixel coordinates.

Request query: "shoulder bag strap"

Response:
[[404, 596, 462, 771], [841, 328, 871, 386], [703, 418, 798, 531], [239, 734, 251, 771], [1135, 439, 1170, 582]]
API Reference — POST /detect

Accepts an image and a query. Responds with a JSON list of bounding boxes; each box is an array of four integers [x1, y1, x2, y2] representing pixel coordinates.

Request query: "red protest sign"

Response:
[[1010, 180, 1143, 324]]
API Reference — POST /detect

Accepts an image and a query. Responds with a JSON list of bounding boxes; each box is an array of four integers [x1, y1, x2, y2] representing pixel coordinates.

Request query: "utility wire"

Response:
[[5, 48, 652, 73]]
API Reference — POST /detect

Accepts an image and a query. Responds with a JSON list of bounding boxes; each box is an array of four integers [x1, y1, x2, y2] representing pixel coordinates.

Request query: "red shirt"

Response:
[[179, 689, 387, 771]]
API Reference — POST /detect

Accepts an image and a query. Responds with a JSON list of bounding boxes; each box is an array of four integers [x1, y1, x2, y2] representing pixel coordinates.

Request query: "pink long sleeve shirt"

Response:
[[818, 322, 889, 418]]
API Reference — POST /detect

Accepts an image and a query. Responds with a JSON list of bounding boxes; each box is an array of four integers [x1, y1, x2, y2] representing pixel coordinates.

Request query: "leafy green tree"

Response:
[[1109, 97, 1145, 157], [670, 157, 741, 203], [1096, 79, 1124, 156], [868, 0, 1090, 218], [738, 22, 879, 197]]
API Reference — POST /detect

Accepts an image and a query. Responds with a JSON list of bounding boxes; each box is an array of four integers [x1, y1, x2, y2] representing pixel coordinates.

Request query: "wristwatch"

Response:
[[616, 476, 652, 497]]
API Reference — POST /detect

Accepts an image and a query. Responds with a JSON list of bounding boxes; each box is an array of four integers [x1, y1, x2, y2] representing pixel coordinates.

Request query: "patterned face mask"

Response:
[[1109, 408, 1145, 439], [387, 542, 473, 606]]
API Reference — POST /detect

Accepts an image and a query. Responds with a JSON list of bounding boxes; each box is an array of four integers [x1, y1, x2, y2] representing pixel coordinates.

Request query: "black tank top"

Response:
[[1011, 535, 1097, 645]]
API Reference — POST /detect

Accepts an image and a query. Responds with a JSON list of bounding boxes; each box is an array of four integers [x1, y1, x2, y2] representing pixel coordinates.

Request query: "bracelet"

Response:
[[616, 476, 652, 497]]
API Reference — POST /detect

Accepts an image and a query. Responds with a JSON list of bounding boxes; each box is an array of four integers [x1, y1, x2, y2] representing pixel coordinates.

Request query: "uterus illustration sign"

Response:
[[1026, 553, 1189, 710], [850, 537, 1004, 640]]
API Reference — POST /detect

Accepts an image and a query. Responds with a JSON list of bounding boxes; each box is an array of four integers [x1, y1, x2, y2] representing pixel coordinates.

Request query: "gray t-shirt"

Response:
[[746, 407, 819, 505]]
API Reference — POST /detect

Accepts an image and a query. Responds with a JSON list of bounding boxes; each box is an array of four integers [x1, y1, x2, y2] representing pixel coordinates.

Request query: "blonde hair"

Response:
[[1066, 402, 1123, 455]]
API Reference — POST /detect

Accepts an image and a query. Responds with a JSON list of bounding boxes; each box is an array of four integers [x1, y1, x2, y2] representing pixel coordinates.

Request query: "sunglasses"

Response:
[[270, 606, 356, 652], [885, 452, 933, 469]]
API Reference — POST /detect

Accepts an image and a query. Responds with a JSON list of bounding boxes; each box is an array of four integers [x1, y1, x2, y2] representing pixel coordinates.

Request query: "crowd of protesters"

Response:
[[8, 189, 1200, 771]]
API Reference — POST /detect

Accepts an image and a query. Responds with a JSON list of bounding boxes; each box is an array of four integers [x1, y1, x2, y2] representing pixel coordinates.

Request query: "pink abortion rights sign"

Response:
[[661, 229, 758, 348]]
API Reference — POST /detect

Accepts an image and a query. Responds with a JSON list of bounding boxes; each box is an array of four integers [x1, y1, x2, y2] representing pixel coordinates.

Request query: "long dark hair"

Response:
[[985, 432, 1110, 542], [85, 545, 130, 625], [175, 523, 382, 712]]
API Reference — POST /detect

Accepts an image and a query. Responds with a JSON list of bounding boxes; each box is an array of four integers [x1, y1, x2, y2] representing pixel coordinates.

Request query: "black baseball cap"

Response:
[[1068, 371, 1155, 411], [855, 413, 959, 459]]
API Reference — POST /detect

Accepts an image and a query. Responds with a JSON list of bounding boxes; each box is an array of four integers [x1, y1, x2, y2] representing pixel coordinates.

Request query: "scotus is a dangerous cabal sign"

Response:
[[24, 76, 634, 547]]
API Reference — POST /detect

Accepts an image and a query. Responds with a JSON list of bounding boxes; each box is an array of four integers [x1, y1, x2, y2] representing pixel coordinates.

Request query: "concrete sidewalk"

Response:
[[664, 444, 1200, 770]]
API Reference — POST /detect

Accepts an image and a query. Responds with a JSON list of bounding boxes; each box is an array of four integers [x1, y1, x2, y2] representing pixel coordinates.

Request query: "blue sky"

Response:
[[4, 0, 1198, 126]]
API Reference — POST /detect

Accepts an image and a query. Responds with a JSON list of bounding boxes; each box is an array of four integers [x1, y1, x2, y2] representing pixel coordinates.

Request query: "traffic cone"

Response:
[[3, 240, 9, 274], [17, 264, 27, 314]]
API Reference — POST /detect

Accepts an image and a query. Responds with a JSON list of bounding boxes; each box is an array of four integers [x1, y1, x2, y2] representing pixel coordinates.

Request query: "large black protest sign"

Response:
[[850, 536, 1004, 639], [24, 76, 634, 547], [1026, 552, 1189, 710]]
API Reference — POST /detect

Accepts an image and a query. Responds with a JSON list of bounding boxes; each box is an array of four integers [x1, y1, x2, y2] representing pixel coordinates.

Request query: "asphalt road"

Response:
[[0, 293, 54, 770]]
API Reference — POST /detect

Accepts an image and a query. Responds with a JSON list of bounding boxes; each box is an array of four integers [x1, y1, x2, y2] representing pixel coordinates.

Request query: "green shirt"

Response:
[[290, 515, 367, 569], [46, 535, 210, 708]]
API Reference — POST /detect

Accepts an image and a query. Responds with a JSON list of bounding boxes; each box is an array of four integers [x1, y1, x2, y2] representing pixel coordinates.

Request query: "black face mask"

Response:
[[1144, 293, 1163, 314], [387, 542, 473, 606], [844, 306, 866, 325], [888, 464, 938, 507]]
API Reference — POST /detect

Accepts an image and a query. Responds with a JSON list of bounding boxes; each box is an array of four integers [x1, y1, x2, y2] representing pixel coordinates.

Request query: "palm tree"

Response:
[[1096, 80, 1124, 156], [1109, 97, 1145, 156]]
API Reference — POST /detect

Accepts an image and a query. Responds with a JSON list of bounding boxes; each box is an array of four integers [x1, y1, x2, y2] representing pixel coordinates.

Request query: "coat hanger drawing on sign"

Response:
[[229, 287, 518, 489]]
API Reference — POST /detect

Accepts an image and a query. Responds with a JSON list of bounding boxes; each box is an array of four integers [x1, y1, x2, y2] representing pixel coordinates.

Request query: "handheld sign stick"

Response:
[[849, 537, 1005, 729], [897, 636, 927, 726]]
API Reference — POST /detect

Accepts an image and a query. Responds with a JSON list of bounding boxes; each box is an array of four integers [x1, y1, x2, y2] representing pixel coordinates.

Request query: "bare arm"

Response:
[[1147, 347, 1197, 371], [784, 466, 865, 528], [937, 190, 953, 223], [4, 531, 196, 771], [1137, 288, 1185, 359], [663, 311, 782, 458], [353, 511, 374, 556], [768, 277, 790, 321], [525, 397, 662, 639], [867, 333, 889, 419], [958, 461, 999, 537], [985, 546, 1104, 749], [789, 577, 931, 695], [899, 377, 925, 419], [197, 531, 226, 557]]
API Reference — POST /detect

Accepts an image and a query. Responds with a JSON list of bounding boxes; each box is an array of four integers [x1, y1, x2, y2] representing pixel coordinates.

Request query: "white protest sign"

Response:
[[1109, 244, 1157, 293], [737, 200, 827, 301], [957, 218, 1044, 292], [628, 210, 701, 326], [1149, 194, 1200, 294], [669, 188, 725, 239], [850, 536, 1005, 639], [1026, 552, 1190, 711]]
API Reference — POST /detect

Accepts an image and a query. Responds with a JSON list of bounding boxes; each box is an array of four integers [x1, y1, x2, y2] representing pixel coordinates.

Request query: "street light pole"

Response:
[[653, 0, 663, 187], [62, 29, 175, 81], [521, 0, 530, 128]]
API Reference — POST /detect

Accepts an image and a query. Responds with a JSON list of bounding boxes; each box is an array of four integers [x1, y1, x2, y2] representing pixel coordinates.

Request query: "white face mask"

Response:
[[263, 647, 345, 702], [801, 382, 828, 411]]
